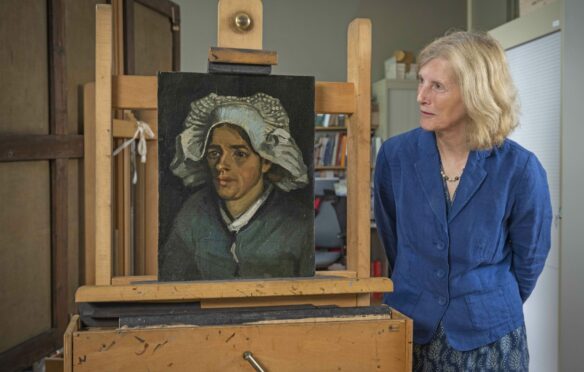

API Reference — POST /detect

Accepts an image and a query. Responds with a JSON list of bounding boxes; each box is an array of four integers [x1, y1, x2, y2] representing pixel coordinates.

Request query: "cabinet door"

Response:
[[373, 79, 419, 140]]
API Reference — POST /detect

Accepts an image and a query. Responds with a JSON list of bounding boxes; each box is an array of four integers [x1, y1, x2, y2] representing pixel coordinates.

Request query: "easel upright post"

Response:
[[346, 19, 372, 305], [94, 4, 113, 285]]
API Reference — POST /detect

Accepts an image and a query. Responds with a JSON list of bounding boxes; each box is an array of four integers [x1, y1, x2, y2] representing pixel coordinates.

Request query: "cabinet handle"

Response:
[[243, 351, 266, 372]]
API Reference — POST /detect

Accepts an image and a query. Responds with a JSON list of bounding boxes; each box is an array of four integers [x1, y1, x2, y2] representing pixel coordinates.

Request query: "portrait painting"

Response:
[[157, 72, 315, 281]]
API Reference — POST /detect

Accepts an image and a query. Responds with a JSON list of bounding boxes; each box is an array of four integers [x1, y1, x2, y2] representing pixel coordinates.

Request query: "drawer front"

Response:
[[72, 317, 411, 371]]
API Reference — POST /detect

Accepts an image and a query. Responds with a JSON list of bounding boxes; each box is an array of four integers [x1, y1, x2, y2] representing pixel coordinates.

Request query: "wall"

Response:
[[560, 0, 584, 370], [173, 0, 466, 82]]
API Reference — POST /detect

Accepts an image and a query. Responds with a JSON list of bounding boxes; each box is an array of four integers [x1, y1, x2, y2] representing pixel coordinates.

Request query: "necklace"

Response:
[[440, 166, 463, 183]]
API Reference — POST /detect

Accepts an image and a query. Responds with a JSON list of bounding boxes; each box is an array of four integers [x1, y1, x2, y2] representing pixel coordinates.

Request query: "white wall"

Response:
[[560, 0, 584, 371], [173, 0, 466, 82], [507, 31, 561, 372]]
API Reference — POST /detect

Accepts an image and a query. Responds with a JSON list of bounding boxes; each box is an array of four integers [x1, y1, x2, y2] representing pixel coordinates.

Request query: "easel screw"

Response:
[[234, 12, 252, 31]]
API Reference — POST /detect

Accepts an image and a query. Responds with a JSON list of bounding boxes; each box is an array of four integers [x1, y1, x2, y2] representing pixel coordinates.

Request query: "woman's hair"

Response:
[[171, 93, 308, 191], [418, 31, 519, 150]]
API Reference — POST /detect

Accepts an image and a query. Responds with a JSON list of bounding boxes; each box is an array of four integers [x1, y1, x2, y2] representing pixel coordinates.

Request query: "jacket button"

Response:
[[438, 296, 447, 306], [435, 269, 446, 279], [435, 242, 445, 250]]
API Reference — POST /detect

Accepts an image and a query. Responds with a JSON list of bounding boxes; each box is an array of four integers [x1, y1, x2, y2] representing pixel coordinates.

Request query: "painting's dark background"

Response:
[[157, 72, 315, 254]]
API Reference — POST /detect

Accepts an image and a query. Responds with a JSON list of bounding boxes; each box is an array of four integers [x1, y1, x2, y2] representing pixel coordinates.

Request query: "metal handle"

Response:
[[243, 351, 266, 372]]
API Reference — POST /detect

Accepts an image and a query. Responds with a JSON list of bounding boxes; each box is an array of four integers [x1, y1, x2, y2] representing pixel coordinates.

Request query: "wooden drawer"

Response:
[[64, 309, 412, 371]]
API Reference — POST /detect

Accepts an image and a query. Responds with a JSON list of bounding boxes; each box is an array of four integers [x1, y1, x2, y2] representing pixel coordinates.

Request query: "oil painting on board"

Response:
[[157, 72, 315, 281]]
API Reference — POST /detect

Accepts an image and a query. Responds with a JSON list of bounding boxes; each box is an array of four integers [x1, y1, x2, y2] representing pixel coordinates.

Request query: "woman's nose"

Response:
[[417, 84, 429, 105], [216, 153, 231, 170]]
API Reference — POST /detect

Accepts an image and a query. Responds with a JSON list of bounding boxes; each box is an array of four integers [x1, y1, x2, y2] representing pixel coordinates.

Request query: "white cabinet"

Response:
[[372, 79, 419, 140]]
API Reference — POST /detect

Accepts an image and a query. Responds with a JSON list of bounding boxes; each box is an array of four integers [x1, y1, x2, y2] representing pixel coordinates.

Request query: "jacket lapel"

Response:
[[414, 131, 447, 229], [447, 150, 488, 223]]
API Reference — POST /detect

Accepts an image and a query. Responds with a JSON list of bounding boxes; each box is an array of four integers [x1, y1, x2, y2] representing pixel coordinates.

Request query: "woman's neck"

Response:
[[435, 126, 469, 164], [225, 179, 265, 218]]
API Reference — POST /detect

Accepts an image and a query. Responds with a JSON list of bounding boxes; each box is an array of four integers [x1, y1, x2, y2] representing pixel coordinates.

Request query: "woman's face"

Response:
[[206, 125, 271, 203], [417, 57, 468, 134]]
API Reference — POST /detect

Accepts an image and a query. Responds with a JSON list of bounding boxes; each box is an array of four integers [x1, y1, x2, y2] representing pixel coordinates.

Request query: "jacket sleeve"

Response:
[[508, 154, 553, 302], [374, 145, 398, 275]]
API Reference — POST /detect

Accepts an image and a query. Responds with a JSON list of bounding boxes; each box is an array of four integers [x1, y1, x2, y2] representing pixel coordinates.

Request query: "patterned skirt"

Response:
[[413, 323, 529, 372]]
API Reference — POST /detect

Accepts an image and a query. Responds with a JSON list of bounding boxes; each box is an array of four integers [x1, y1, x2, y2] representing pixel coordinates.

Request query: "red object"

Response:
[[371, 259, 383, 301]]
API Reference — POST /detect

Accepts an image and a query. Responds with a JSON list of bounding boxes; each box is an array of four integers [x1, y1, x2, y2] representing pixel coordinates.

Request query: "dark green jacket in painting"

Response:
[[159, 185, 314, 281]]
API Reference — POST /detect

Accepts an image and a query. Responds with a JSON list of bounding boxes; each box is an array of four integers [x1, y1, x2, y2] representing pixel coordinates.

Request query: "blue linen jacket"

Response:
[[374, 128, 552, 351]]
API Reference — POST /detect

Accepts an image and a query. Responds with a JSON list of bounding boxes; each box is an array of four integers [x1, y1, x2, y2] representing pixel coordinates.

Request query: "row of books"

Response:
[[314, 134, 384, 169], [314, 133, 347, 167], [315, 113, 346, 128]]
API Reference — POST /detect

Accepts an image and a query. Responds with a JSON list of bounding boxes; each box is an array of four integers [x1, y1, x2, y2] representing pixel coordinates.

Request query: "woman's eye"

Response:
[[207, 150, 220, 159], [234, 150, 248, 159], [433, 82, 444, 91]]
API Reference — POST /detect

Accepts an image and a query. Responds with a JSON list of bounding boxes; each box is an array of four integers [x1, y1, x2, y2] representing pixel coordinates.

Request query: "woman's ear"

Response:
[[261, 159, 272, 174]]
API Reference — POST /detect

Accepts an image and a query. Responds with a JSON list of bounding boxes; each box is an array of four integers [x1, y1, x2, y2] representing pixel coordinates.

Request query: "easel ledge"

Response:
[[76, 275, 393, 303]]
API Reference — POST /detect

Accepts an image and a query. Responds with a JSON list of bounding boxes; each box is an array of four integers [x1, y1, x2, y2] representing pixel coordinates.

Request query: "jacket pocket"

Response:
[[464, 287, 512, 331]]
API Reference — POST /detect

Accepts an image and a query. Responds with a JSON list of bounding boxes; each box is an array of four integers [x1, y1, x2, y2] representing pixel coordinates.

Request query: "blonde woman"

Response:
[[374, 31, 552, 371]]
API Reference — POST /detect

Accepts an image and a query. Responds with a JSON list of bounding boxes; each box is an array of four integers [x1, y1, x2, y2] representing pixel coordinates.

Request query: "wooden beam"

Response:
[[217, 0, 263, 49], [208, 47, 277, 65], [0, 330, 60, 372], [83, 83, 96, 285], [112, 75, 157, 109], [346, 19, 372, 306], [200, 294, 358, 309], [95, 5, 113, 285], [111, 76, 355, 114], [315, 81, 355, 114], [109, 271, 358, 286], [48, 0, 70, 337], [0, 135, 83, 162], [112, 119, 158, 139], [62, 316, 79, 372], [75, 277, 393, 303]]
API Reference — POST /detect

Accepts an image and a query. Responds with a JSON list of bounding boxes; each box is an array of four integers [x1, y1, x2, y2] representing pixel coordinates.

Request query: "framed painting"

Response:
[[157, 72, 315, 281]]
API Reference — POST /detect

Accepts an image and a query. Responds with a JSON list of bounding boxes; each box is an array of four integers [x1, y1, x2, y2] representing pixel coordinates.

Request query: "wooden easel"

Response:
[[65, 1, 412, 370]]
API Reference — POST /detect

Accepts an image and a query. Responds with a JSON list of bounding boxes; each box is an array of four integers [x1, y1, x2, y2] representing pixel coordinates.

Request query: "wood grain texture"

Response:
[[112, 75, 157, 109], [217, 0, 262, 49], [208, 47, 277, 65], [0, 135, 83, 161], [95, 5, 113, 285], [315, 81, 355, 114], [346, 20, 372, 306], [75, 277, 393, 303], [109, 271, 357, 286], [112, 118, 158, 138], [200, 294, 358, 309], [63, 315, 79, 372], [83, 83, 96, 285], [71, 316, 410, 371], [140, 110, 159, 275]]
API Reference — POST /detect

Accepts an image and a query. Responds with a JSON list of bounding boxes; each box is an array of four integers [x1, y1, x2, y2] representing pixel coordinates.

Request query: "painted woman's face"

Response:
[[206, 125, 271, 204]]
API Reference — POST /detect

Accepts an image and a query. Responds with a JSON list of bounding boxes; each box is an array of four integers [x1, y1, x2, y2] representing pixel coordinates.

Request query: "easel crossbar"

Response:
[[111, 75, 356, 114]]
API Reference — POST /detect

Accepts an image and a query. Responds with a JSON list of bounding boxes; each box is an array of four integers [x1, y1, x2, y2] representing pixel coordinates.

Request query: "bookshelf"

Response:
[[314, 114, 379, 174]]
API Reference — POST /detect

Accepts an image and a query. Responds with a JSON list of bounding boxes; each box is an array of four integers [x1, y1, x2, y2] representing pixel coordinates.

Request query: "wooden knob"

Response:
[[234, 12, 252, 31]]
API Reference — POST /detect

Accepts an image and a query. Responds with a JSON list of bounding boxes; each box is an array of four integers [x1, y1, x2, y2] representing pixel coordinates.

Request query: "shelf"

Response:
[[315, 126, 347, 131], [316, 166, 345, 171]]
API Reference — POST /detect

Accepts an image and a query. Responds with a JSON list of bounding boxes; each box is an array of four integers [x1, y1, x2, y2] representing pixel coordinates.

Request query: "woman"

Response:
[[374, 31, 552, 370], [159, 92, 314, 281]]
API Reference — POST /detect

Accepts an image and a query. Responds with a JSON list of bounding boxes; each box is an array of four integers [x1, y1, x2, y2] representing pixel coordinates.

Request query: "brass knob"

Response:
[[234, 12, 252, 31]]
